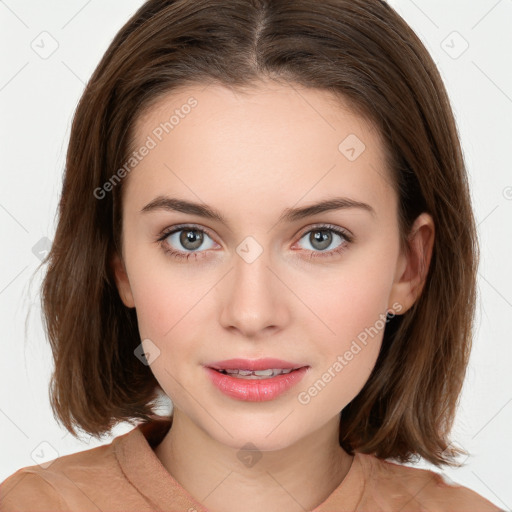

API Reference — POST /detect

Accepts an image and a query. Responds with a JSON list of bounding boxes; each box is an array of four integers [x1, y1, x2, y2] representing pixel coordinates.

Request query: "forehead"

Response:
[[125, 80, 395, 218], [133, 80, 382, 151]]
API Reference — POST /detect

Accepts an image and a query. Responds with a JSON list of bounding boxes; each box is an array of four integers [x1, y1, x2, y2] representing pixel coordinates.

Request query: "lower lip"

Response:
[[204, 367, 309, 402]]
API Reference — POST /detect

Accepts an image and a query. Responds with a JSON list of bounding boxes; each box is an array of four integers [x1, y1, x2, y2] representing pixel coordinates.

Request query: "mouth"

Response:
[[206, 357, 307, 372], [204, 358, 310, 401], [214, 368, 298, 379]]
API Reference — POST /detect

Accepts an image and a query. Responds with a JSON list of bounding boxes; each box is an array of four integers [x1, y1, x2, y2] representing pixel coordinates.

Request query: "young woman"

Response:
[[0, 0, 503, 510]]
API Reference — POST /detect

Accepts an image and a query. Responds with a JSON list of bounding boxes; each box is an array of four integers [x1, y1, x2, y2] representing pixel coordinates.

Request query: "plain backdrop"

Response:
[[1, 1, 511, 509]]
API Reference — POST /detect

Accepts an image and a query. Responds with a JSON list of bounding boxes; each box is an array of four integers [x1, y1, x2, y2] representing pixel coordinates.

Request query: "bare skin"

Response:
[[112, 79, 434, 512]]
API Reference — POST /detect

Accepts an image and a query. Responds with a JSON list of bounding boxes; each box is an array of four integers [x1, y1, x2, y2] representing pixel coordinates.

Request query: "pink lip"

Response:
[[204, 364, 309, 402]]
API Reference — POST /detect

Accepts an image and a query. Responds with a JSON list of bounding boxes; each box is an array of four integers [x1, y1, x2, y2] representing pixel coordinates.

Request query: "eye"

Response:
[[157, 225, 217, 261], [295, 224, 352, 259], [157, 223, 353, 262]]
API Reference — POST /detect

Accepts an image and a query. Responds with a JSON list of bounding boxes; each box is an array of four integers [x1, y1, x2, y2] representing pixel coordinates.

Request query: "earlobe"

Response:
[[110, 252, 135, 308], [388, 213, 435, 315]]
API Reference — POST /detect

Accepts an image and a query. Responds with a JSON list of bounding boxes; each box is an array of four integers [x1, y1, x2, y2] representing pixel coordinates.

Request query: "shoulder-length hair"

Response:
[[40, 0, 477, 467]]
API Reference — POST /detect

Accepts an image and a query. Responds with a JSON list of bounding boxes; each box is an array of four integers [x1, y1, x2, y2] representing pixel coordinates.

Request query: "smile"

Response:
[[204, 365, 309, 401], [218, 368, 294, 378]]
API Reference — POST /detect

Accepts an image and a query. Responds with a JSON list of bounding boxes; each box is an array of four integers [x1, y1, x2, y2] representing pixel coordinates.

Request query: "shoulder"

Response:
[[0, 470, 66, 512], [357, 453, 503, 511], [0, 440, 122, 512]]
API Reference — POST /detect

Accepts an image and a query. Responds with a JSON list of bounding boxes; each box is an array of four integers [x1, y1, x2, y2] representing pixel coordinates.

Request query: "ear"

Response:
[[388, 212, 435, 315], [110, 252, 135, 308]]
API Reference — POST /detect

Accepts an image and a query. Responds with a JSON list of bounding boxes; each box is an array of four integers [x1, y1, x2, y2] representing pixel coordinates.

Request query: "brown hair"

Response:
[[39, 0, 477, 467]]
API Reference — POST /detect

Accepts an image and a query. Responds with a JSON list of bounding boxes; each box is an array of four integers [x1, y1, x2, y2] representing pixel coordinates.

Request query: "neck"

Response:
[[154, 410, 354, 512]]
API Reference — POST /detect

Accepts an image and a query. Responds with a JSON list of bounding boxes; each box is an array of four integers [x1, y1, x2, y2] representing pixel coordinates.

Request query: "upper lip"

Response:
[[206, 358, 308, 371]]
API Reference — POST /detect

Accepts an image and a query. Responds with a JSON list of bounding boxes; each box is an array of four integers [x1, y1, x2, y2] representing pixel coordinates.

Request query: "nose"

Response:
[[218, 247, 291, 338]]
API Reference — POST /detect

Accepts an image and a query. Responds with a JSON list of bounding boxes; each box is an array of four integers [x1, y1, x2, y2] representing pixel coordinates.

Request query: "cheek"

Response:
[[309, 253, 396, 346], [126, 255, 217, 392], [129, 267, 208, 400], [126, 242, 209, 338], [296, 295, 386, 415], [297, 255, 396, 406]]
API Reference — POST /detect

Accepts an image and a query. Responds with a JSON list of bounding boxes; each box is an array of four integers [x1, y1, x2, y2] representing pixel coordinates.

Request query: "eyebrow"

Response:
[[140, 195, 376, 225]]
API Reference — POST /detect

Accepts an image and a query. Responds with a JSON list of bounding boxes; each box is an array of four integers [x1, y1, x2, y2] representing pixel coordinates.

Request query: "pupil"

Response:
[[311, 230, 331, 250], [180, 229, 203, 250]]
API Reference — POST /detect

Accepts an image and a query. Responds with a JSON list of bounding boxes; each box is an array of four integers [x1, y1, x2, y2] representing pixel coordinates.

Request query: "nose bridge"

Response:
[[219, 236, 289, 336]]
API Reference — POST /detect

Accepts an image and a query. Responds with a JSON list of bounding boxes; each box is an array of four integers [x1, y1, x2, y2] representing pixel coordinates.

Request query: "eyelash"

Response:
[[156, 223, 353, 262]]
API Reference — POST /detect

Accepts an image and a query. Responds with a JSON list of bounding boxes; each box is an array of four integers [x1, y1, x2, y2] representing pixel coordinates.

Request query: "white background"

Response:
[[0, 1, 511, 509]]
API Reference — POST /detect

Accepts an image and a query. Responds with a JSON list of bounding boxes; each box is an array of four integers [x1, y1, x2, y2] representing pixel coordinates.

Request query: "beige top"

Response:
[[0, 417, 503, 511]]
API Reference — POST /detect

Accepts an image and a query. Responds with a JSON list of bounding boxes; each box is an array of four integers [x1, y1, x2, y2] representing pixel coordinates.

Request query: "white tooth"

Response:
[[220, 368, 296, 379], [252, 369, 274, 377]]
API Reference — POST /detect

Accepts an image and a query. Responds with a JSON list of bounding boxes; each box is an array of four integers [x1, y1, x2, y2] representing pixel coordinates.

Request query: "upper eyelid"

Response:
[[159, 223, 217, 243], [297, 223, 352, 238]]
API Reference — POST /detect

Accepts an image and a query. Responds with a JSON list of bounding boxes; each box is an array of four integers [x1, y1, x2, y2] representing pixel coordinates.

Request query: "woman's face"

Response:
[[113, 81, 431, 450]]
